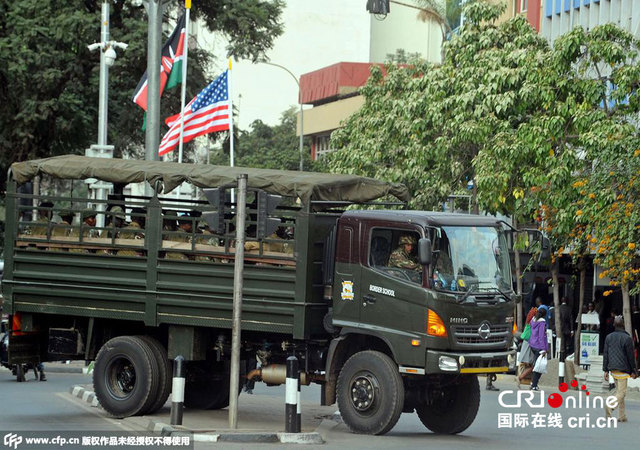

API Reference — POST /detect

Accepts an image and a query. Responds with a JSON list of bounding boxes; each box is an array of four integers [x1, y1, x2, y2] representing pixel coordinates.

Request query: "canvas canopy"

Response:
[[11, 155, 410, 204]]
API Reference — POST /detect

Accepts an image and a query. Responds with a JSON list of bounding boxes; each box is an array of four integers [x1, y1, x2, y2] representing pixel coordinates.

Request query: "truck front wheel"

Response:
[[93, 336, 160, 418], [415, 375, 480, 434], [337, 350, 404, 435]]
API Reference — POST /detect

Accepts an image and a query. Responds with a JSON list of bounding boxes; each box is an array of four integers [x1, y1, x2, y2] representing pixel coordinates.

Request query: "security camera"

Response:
[[131, 0, 144, 7], [87, 43, 102, 52], [104, 47, 117, 67], [114, 42, 128, 51]]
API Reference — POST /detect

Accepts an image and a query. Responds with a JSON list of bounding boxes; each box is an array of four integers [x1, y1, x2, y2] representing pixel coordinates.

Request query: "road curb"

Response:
[[46, 363, 84, 374], [69, 385, 100, 407], [147, 419, 324, 445]]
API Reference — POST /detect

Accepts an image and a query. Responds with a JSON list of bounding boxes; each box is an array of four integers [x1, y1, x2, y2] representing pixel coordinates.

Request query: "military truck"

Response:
[[3, 155, 520, 435]]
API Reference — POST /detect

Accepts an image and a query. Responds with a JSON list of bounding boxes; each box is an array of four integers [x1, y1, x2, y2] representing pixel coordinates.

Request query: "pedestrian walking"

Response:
[[603, 315, 637, 422], [516, 306, 538, 388], [559, 297, 574, 355], [518, 308, 548, 391]]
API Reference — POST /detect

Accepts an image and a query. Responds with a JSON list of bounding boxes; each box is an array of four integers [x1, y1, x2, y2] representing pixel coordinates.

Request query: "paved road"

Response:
[[1, 367, 637, 449]]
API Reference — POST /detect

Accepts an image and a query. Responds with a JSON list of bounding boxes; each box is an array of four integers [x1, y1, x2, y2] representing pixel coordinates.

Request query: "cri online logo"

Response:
[[499, 380, 619, 409]]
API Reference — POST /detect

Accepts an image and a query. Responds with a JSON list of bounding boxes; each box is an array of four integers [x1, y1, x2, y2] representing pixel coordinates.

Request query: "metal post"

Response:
[[298, 101, 304, 171], [257, 61, 304, 171], [285, 356, 300, 433], [170, 356, 185, 426], [145, 0, 164, 163], [559, 347, 565, 384], [297, 370, 302, 431], [95, 1, 111, 229], [228, 174, 247, 429], [97, 0, 109, 148]]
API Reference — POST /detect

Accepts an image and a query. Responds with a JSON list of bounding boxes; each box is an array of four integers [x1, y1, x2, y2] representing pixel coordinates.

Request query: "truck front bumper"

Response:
[[424, 349, 515, 375]]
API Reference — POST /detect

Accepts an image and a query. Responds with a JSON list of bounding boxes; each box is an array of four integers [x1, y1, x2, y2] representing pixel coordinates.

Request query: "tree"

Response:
[[0, 0, 284, 190], [326, 0, 640, 336], [529, 24, 640, 338], [328, 2, 550, 215]]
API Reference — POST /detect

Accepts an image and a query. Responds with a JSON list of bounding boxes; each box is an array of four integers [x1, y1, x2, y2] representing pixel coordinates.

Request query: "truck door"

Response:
[[359, 226, 426, 333], [332, 219, 362, 326]]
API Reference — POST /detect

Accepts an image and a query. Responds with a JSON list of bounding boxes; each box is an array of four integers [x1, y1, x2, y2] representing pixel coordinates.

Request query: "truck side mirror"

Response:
[[418, 238, 432, 266]]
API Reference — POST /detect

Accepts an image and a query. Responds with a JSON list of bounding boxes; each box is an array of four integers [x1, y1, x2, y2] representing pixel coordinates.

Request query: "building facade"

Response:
[[299, 0, 444, 160]]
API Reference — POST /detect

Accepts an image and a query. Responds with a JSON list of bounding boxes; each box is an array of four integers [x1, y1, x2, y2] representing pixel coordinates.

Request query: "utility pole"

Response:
[[257, 60, 305, 171], [228, 174, 247, 429], [145, 0, 166, 163], [87, 0, 127, 228]]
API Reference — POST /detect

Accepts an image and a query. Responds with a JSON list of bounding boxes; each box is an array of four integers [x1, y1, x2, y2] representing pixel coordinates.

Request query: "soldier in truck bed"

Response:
[[388, 234, 420, 271]]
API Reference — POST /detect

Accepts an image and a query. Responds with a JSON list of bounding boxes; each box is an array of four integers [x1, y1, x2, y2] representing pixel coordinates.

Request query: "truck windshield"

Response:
[[432, 226, 511, 294]]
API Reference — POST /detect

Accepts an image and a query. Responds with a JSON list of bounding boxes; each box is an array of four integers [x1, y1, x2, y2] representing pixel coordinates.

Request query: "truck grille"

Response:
[[452, 324, 511, 345]]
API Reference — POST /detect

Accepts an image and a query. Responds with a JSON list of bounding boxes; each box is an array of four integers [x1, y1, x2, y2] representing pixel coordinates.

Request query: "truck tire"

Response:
[[137, 336, 171, 415], [93, 336, 160, 418], [184, 361, 231, 410], [337, 350, 404, 435], [415, 375, 480, 434]]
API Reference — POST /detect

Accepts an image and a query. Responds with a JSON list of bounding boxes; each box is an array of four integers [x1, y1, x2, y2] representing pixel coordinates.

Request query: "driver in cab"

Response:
[[388, 234, 420, 272]]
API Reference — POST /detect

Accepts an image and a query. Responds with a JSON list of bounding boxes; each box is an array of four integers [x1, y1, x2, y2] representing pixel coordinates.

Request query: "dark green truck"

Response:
[[2, 155, 517, 435]]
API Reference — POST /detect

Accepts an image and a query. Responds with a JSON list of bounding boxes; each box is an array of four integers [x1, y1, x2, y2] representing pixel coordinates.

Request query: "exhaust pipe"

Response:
[[246, 364, 317, 385]]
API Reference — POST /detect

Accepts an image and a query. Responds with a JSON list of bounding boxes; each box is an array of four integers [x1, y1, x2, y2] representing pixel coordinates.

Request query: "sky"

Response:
[[199, 1, 372, 131]]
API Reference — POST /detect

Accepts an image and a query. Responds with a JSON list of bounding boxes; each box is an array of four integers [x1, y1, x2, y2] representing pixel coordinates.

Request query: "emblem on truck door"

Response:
[[478, 322, 492, 340], [341, 281, 354, 301]]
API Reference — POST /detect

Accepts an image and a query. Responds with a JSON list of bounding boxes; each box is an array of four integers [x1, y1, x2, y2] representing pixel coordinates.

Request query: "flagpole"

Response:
[[228, 59, 235, 204], [175, 1, 190, 200], [177, 1, 190, 166]]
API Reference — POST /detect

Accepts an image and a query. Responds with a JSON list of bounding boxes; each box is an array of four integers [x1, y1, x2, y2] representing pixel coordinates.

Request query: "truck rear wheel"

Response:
[[184, 361, 232, 410], [93, 336, 160, 418], [416, 375, 480, 434], [137, 336, 171, 415], [337, 350, 404, 435]]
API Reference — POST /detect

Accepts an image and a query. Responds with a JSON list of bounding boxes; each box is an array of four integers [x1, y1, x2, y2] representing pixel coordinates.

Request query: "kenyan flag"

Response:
[[132, 14, 186, 111]]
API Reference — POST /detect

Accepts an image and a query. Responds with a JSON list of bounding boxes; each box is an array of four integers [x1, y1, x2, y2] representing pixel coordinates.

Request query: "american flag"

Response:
[[158, 70, 231, 156]]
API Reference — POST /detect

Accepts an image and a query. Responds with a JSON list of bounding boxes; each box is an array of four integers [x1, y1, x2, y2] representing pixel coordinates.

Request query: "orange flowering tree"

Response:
[[580, 144, 640, 335], [523, 24, 640, 339]]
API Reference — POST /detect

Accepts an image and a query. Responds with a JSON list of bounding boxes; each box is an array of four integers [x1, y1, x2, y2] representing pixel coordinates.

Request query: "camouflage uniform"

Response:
[[116, 221, 145, 257], [101, 206, 126, 255], [388, 234, 420, 271], [27, 217, 50, 237], [245, 233, 292, 254], [69, 210, 97, 253], [164, 227, 191, 260]]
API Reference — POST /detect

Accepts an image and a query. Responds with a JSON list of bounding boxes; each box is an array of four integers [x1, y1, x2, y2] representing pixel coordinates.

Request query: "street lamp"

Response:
[[87, 0, 127, 228], [257, 60, 305, 171]]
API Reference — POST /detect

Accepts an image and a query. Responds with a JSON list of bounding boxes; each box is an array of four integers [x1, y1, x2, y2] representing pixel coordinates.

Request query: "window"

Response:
[[314, 134, 334, 160], [520, 0, 528, 12], [369, 228, 422, 284]]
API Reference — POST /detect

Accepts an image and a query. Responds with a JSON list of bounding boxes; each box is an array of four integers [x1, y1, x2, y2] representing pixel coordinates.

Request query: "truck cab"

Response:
[[326, 211, 516, 434]]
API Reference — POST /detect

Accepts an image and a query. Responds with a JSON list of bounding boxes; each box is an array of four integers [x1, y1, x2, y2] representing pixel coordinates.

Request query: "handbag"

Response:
[[519, 340, 535, 365], [533, 353, 548, 374], [521, 323, 532, 341]]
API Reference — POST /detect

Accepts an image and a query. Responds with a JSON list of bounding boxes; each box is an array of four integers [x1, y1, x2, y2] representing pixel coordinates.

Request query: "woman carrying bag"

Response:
[[518, 308, 548, 390], [517, 307, 537, 387]]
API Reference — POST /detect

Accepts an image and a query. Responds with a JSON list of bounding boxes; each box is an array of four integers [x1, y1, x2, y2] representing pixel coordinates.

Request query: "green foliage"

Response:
[[328, 0, 548, 214], [326, 0, 640, 301], [0, 0, 284, 189], [210, 107, 314, 171]]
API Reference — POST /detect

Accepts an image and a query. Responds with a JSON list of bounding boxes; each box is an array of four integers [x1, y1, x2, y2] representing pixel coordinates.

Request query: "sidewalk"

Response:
[[44, 360, 85, 374], [70, 382, 332, 444]]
